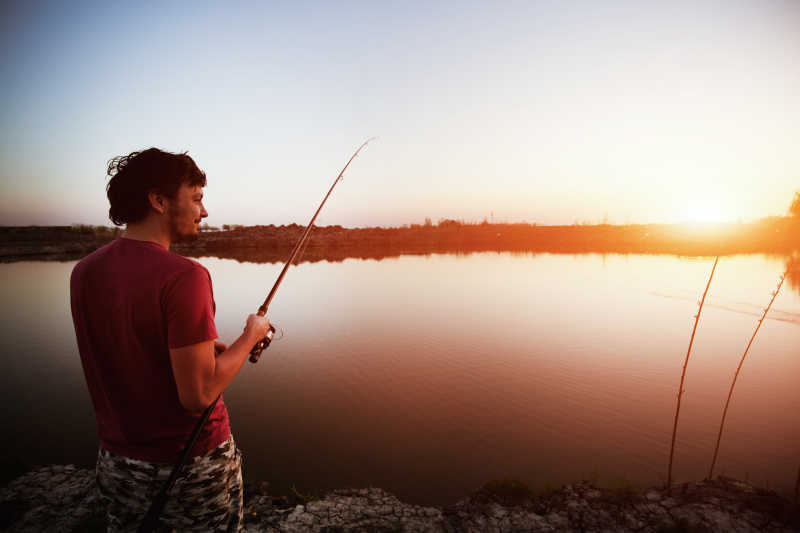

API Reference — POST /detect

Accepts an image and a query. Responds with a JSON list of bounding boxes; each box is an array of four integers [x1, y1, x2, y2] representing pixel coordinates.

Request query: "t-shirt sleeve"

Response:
[[164, 264, 218, 349]]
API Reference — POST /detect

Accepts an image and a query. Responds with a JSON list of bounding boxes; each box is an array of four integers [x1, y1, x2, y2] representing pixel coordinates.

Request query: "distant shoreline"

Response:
[[1, 219, 798, 263]]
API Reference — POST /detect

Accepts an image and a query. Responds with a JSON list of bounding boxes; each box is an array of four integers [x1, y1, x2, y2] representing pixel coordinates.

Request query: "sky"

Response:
[[1, 0, 799, 228]]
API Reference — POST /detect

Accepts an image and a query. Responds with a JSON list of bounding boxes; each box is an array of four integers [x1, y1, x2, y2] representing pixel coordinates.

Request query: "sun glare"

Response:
[[683, 202, 732, 225]]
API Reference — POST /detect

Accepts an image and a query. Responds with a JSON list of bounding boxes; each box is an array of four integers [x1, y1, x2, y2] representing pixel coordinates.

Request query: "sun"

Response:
[[683, 201, 732, 225]]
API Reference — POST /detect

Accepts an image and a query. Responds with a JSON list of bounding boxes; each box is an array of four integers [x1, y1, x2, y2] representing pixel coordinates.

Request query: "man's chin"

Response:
[[175, 233, 200, 242], [173, 230, 200, 244]]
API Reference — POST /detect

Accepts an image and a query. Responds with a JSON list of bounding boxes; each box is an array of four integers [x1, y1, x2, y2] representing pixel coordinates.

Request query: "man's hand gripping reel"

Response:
[[249, 306, 275, 363]]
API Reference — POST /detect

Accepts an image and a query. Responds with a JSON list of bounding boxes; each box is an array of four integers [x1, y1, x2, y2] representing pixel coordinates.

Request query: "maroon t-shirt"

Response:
[[70, 238, 230, 463]]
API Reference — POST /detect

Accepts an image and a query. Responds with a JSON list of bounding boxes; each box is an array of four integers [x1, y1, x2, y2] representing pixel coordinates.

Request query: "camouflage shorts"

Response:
[[96, 436, 243, 532]]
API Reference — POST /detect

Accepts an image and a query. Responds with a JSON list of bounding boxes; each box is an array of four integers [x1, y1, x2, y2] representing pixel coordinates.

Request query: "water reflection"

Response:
[[785, 252, 800, 296], [187, 246, 800, 300], [1, 253, 798, 504]]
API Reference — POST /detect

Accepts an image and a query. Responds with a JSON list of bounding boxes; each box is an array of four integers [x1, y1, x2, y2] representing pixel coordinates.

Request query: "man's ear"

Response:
[[147, 191, 167, 214]]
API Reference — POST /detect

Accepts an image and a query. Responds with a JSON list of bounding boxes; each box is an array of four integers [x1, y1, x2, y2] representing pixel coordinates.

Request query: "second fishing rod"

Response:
[[138, 137, 375, 533]]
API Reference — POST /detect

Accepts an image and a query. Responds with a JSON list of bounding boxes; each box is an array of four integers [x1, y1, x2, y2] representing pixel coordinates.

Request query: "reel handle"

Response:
[[249, 324, 276, 363]]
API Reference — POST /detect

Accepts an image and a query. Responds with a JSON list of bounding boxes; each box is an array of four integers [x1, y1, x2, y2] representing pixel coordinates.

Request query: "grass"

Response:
[[289, 484, 321, 505]]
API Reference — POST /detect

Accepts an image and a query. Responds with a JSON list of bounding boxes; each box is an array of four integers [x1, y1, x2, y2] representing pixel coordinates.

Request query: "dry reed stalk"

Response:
[[667, 256, 719, 492], [708, 270, 787, 480]]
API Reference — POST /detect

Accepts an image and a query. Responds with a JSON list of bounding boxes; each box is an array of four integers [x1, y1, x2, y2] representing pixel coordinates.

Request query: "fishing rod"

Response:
[[250, 136, 376, 360], [138, 137, 375, 532]]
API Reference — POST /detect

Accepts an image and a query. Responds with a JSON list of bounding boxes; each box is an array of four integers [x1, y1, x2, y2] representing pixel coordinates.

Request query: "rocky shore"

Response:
[[1, 465, 798, 532]]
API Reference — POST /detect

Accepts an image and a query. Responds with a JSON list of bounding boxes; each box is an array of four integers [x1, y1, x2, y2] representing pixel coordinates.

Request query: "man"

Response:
[[70, 148, 270, 531]]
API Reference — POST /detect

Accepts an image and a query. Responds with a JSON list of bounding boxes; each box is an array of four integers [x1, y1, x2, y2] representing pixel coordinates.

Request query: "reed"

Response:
[[667, 256, 719, 492], [708, 270, 787, 479]]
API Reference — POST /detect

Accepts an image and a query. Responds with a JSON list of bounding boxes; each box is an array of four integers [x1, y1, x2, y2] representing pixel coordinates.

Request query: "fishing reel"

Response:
[[249, 324, 276, 363]]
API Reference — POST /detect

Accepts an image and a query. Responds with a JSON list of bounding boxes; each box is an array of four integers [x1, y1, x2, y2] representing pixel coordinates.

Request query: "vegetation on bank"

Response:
[[1, 217, 798, 264]]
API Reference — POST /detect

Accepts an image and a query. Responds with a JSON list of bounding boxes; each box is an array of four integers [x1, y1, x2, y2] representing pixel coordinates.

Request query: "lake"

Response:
[[1, 251, 798, 505]]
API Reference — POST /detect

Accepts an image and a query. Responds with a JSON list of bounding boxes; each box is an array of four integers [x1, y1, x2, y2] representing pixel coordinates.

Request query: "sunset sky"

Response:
[[1, 1, 798, 228]]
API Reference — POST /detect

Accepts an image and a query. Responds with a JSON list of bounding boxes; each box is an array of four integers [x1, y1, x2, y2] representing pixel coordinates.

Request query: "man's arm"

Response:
[[169, 314, 270, 413]]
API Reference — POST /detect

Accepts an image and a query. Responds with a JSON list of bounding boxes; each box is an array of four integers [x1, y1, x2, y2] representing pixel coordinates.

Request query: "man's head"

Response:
[[106, 148, 208, 242]]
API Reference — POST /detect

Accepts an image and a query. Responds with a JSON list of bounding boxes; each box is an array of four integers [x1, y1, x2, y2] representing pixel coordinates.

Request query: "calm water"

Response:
[[1, 252, 798, 504]]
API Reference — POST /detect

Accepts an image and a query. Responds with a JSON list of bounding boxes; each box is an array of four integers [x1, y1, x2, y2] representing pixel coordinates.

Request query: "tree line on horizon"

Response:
[[190, 189, 800, 232], [18, 189, 800, 233]]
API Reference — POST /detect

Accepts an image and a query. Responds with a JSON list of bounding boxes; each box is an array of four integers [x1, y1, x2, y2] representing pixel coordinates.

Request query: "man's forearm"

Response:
[[170, 315, 270, 413], [205, 332, 258, 401]]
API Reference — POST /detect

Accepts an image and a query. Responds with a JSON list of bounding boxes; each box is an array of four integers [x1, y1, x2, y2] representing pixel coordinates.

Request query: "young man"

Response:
[[70, 148, 270, 531]]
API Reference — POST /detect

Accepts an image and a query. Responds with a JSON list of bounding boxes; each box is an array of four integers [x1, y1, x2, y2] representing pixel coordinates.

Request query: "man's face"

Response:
[[165, 183, 208, 243]]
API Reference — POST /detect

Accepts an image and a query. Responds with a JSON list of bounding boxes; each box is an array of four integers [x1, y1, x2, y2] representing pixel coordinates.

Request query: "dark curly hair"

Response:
[[105, 148, 207, 226]]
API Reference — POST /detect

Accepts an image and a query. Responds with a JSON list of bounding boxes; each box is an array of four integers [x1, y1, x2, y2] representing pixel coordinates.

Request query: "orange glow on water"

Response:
[[2, 252, 798, 504]]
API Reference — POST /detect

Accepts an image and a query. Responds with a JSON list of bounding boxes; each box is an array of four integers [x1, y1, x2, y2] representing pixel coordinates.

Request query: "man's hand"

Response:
[[169, 313, 272, 413], [213, 312, 269, 357], [244, 314, 271, 345]]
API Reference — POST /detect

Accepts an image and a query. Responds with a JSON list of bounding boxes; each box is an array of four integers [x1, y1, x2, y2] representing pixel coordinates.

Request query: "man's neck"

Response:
[[123, 219, 171, 249]]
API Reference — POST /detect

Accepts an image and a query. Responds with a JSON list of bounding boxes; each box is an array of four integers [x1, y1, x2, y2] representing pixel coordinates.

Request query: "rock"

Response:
[[645, 490, 660, 501], [1, 467, 799, 532], [0, 465, 102, 532]]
